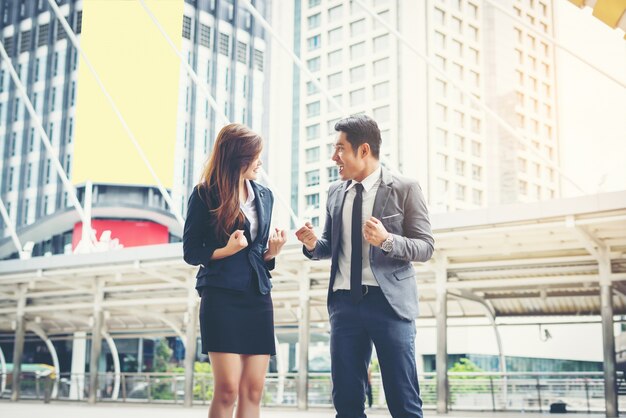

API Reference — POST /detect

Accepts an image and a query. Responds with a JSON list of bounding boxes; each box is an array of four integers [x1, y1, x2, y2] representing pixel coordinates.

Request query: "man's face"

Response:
[[331, 132, 364, 181]]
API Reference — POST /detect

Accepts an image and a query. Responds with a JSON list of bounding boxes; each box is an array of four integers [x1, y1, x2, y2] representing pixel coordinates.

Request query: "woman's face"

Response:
[[241, 151, 263, 181]]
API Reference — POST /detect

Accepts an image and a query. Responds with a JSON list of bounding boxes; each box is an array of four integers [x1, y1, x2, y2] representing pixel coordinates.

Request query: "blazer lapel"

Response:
[[250, 181, 265, 243], [372, 168, 393, 220], [331, 181, 349, 257]]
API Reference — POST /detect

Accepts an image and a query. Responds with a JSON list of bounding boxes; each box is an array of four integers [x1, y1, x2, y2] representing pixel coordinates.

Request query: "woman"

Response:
[[183, 123, 286, 418]]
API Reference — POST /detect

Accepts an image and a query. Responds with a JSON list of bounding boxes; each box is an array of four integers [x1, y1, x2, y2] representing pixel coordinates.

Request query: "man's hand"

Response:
[[295, 222, 318, 252], [363, 217, 389, 247]]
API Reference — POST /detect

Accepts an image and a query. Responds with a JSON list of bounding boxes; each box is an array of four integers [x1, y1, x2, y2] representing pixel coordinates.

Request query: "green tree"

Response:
[[154, 339, 173, 372], [449, 357, 483, 375]]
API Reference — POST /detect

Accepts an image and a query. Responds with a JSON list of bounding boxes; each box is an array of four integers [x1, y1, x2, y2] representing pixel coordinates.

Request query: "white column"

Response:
[[435, 254, 448, 414], [183, 280, 199, 408], [297, 265, 311, 411], [69, 332, 87, 400], [599, 249, 617, 417]]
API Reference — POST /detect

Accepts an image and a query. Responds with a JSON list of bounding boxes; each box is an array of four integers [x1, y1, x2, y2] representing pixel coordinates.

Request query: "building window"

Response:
[[350, 65, 365, 82], [309, 0, 321, 7], [57, 22, 67, 40], [455, 159, 465, 176], [472, 165, 482, 181], [434, 8, 445, 25], [456, 184, 466, 201], [307, 35, 321, 51], [237, 41, 248, 64], [199, 24, 211, 48], [373, 105, 390, 123], [373, 57, 389, 76], [218, 33, 230, 56], [305, 170, 320, 187], [306, 81, 319, 95], [306, 124, 320, 140], [305, 147, 320, 163], [328, 49, 342, 67], [10, 132, 17, 157], [373, 81, 389, 100], [434, 31, 445, 49], [373, 34, 389, 53], [308, 13, 321, 29], [471, 141, 481, 157], [350, 88, 365, 107], [350, 19, 366, 36], [327, 166, 339, 182], [305, 193, 320, 209], [45, 159, 51, 184], [350, 42, 366, 60], [182, 16, 192, 39], [328, 27, 343, 44], [306, 101, 320, 117], [328, 5, 343, 22], [328, 72, 342, 90], [3, 37, 14, 56], [8, 167, 14, 191], [254, 49, 264, 71], [75, 11, 83, 34], [519, 180, 528, 195], [20, 30, 31, 54], [307, 56, 321, 72]]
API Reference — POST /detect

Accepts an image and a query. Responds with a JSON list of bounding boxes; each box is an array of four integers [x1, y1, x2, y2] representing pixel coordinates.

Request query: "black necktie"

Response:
[[350, 183, 364, 303]]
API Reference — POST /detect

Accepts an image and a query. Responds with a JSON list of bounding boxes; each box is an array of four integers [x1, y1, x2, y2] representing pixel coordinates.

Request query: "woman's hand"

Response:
[[225, 230, 248, 256], [265, 228, 287, 261]]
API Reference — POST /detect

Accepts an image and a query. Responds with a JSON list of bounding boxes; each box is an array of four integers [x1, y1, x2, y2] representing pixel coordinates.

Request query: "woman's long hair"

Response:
[[198, 123, 263, 243]]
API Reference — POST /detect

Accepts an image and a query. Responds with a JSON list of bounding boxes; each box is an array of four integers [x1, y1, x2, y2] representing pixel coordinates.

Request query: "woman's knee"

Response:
[[213, 381, 239, 405], [239, 381, 265, 404]]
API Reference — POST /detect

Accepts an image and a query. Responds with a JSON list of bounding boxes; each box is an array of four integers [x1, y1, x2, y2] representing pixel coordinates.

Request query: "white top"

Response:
[[240, 179, 258, 242], [333, 165, 382, 291]]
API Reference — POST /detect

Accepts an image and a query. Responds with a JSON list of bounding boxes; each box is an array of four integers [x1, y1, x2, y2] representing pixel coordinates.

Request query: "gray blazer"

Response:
[[304, 166, 435, 320]]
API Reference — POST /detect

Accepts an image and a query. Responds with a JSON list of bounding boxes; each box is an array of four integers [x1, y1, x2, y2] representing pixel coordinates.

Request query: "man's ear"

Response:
[[361, 143, 371, 158]]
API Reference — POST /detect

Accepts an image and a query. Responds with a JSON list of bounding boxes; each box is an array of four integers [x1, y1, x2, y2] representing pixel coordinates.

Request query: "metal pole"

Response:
[[297, 265, 311, 410], [435, 255, 448, 413], [599, 249, 618, 418], [489, 377, 496, 412], [11, 285, 27, 402], [183, 282, 199, 407], [585, 379, 590, 414], [88, 279, 104, 404], [536, 377, 542, 413]]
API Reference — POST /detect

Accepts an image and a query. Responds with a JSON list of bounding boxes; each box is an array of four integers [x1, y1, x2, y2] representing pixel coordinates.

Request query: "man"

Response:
[[295, 115, 434, 418]]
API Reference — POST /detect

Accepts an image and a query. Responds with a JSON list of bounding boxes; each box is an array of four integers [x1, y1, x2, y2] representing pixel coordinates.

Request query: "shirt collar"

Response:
[[242, 179, 255, 206], [346, 165, 382, 193]]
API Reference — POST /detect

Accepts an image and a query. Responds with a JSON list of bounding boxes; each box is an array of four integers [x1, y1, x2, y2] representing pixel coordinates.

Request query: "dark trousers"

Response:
[[329, 287, 423, 418]]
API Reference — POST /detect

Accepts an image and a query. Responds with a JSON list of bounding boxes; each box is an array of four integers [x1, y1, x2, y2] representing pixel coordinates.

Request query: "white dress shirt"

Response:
[[333, 165, 382, 292], [240, 179, 258, 242]]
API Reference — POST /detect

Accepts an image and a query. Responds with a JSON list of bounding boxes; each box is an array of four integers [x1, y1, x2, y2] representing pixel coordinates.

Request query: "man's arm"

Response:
[[386, 182, 434, 262]]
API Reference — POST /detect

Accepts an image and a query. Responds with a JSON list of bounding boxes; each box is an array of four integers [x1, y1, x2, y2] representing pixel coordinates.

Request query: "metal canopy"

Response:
[[0, 190, 624, 336]]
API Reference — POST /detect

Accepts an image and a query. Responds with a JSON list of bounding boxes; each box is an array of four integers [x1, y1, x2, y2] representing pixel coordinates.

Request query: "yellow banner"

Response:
[[73, 0, 183, 188]]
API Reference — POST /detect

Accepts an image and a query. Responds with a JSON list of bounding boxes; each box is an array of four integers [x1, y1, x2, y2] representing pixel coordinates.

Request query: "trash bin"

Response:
[[549, 401, 567, 413]]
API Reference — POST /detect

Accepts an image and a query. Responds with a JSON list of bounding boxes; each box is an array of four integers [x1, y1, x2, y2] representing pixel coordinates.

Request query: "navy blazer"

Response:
[[183, 181, 275, 295]]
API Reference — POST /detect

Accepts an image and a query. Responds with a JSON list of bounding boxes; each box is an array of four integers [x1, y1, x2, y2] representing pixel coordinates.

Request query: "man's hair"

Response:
[[334, 114, 381, 159]]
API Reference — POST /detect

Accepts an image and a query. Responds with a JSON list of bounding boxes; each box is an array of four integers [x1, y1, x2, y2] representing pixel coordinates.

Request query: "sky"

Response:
[[554, 2, 626, 197]]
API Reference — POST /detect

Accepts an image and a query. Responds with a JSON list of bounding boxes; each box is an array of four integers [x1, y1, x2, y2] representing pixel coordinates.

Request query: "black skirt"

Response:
[[199, 279, 276, 356]]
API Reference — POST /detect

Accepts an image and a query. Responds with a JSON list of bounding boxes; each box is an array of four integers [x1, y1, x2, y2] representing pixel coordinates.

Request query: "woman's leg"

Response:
[[235, 354, 270, 418], [209, 352, 243, 418]]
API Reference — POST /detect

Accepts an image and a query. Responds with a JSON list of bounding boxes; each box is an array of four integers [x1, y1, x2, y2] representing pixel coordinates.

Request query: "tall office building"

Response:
[[0, 0, 269, 259], [291, 0, 561, 220]]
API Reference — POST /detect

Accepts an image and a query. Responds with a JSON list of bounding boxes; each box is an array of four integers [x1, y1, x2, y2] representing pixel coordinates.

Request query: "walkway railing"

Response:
[[0, 371, 621, 413]]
